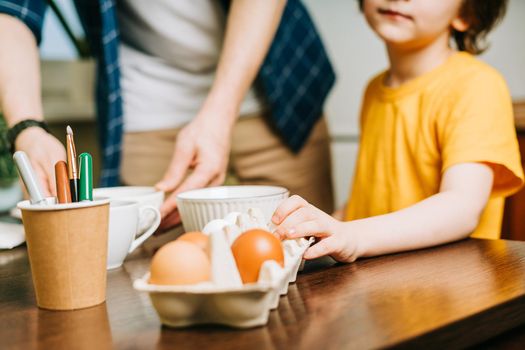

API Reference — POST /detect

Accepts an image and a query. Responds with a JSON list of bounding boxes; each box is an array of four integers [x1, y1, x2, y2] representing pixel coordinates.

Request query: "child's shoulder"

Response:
[[362, 71, 387, 99], [443, 52, 508, 92], [364, 71, 386, 91], [360, 52, 510, 108], [363, 53, 508, 93]]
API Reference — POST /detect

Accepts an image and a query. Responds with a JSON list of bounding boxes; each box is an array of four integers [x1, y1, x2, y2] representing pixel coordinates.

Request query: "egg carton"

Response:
[[134, 208, 312, 328]]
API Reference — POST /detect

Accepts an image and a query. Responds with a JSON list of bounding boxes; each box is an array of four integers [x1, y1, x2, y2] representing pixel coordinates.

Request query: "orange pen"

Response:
[[55, 161, 72, 204]]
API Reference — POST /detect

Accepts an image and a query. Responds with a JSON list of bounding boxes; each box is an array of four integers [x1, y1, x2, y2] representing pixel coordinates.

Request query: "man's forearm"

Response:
[[0, 14, 43, 126], [202, 0, 286, 126]]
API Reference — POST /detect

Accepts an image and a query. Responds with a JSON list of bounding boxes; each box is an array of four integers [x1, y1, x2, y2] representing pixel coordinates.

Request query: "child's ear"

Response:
[[451, 17, 469, 32]]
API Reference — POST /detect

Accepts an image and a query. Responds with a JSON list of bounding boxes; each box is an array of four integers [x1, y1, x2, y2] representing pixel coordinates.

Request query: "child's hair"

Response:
[[357, 0, 508, 55]]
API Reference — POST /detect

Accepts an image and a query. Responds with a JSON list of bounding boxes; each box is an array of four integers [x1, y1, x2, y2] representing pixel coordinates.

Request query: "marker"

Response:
[[79, 152, 93, 201], [66, 125, 79, 202], [13, 151, 46, 205], [54, 161, 72, 204]]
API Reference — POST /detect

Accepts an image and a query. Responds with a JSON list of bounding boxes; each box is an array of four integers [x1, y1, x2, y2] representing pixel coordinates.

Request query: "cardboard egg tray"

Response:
[[133, 208, 312, 328]]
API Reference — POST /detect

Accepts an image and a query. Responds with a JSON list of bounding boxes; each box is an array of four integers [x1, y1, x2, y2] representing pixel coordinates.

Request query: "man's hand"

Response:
[[0, 15, 64, 196], [156, 107, 233, 228], [15, 127, 66, 197], [154, 0, 287, 230]]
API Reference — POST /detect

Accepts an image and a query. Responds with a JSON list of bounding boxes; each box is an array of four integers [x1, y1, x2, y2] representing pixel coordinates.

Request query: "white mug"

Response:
[[94, 186, 164, 235], [107, 200, 161, 269]]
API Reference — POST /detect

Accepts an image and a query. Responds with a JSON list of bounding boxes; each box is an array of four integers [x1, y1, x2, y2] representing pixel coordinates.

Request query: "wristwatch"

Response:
[[7, 119, 51, 154]]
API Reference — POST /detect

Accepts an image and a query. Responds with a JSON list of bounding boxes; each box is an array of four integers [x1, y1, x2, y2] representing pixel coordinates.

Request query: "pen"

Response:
[[13, 151, 47, 205], [66, 125, 79, 202], [55, 161, 72, 204], [79, 153, 93, 201]]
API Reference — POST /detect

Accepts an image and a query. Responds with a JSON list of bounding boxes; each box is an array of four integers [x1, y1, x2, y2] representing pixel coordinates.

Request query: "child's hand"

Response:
[[272, 195, 359, 262]]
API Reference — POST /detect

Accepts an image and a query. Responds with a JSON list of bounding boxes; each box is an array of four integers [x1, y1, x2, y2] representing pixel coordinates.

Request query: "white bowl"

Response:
[[94, 186, 164, 234], [176, 186, 289, 232], [93, 186, 164, 210]]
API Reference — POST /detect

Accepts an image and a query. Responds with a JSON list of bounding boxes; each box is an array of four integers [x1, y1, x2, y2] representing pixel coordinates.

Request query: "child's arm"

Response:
[[272, 163, 493, 262]]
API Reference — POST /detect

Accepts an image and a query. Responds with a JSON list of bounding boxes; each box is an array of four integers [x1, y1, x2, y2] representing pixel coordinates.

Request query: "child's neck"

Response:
[[385, 32, 455, 88]]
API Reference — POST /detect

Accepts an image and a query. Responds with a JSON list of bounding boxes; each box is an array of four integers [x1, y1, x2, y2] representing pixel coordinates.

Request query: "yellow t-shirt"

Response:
[[345, 52, 524, 239]]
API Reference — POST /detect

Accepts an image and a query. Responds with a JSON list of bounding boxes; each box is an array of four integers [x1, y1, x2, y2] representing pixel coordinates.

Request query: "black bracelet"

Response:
[[7, 119, 51, 154]]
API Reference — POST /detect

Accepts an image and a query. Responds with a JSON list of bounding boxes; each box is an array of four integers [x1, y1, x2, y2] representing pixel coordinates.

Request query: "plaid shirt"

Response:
[[1, 0, 335, 187]]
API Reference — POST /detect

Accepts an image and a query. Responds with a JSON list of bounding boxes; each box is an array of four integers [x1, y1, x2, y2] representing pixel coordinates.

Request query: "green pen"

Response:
[[79, 152, 93, 201]]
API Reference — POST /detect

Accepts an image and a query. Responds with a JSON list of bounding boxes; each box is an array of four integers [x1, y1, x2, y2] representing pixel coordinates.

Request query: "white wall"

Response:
[[481, 1, 525, 100], [40, 0, 83, 59], [303, 0, 525, 207]]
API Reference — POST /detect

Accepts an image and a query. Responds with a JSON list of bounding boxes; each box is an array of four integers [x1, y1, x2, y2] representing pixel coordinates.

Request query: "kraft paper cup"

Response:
[[18, 198, 110, 310]]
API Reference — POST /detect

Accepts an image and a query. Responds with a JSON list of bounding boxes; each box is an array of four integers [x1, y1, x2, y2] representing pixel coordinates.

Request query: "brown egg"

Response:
[[231, 229, 284, 284], [177, 231, 209, 255], [149, 241, 210, 285]]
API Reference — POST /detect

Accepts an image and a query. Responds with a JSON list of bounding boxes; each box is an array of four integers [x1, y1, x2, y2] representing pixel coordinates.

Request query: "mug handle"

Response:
[[129, 205, 161, 253]]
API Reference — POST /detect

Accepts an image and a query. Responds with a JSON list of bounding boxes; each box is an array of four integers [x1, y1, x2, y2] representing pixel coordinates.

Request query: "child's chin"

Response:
[[374, 25, 416, 45]]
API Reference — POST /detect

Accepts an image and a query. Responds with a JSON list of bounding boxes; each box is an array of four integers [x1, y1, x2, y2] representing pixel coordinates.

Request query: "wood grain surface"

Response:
[[1, 239, 525, 349]]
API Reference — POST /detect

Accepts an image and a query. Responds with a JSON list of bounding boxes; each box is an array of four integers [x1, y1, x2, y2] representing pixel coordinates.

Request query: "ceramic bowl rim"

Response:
[[176, 185, 289, 202], [93, 186, 163, 197]]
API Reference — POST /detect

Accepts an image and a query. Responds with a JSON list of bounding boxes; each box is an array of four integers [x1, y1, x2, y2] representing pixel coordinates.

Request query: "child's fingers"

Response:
[[303, 236, 338, 260], [274, 206, 316, 238], [286, 220, 331, 239], [272, 195, 309, 224]]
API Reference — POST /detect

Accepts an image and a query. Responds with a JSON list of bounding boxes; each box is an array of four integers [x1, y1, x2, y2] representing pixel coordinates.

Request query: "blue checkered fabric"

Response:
[[255, 0, 336, 150], [74, 0, 123, 186], [0, 0, 335, 187]]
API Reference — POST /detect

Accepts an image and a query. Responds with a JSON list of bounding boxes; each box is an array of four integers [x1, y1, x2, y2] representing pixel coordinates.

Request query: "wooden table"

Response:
[[1, 239, 525, 350]]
